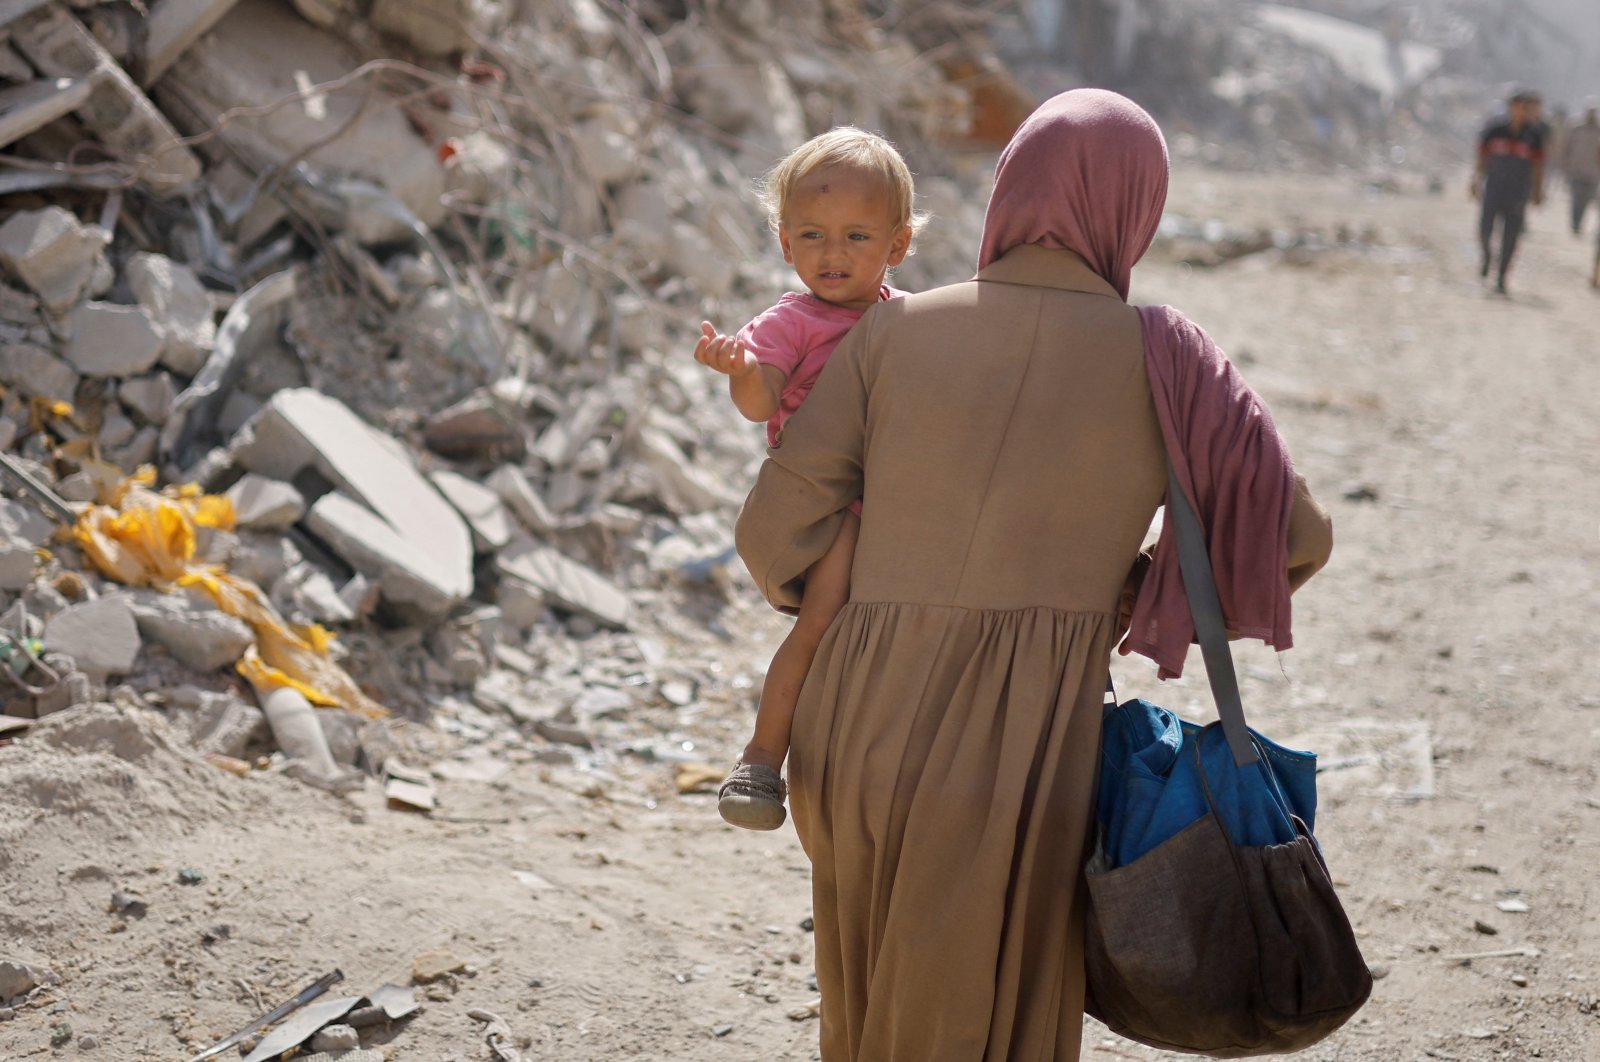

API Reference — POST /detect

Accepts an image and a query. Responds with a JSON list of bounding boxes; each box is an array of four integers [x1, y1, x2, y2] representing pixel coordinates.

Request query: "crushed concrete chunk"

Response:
[[487, 464, 557, 534], [0, 207, 109, 314], [128, 590, 254, 671], [117, 372, 178, 426], [0, 499, 58, 548], [0, 343, 78, 406], [232, 389, 472, 612], [0, 544, 36, 591], [431, 470, 513, 552], [0, 958, 43, 1002], [66, 302, 164, 378], [370, 0, 504, 56], [496, 539, 629, 629], [225, 473, 305, 531], [125, 253, 216, 376], [305, 492, 461, 616], [43, 594, 142, 678]]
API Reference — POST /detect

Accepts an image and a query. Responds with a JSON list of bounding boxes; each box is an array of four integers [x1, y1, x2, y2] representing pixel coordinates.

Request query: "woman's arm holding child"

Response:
[[695, 321, 786, 423]]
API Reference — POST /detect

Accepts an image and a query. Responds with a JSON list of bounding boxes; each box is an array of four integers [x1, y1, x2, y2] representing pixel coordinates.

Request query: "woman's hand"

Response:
[[1113, 548, 1153, 645]]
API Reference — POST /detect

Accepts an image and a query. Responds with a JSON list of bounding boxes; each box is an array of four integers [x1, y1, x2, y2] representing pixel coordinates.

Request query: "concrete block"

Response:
[[496, 539, 629, 629], [0, 499, 57, 548], [430, 469, 513, 552], [97, 407, 138, 449], [273, 561, 355, 625], [42, 594, 141, 678], [305, 492, 458, 616], [370, 0, 504, 56], [125, 253, 215, 376], [140, 0, 243, 86], [106, 425, 159, 472], [65, 301, 164, 377], [128, 590, 253, 671], [231, 388, 472, 613], [0, 543, 36, 591], [0, 206, 109, 313], [225, 473, 304, 531], [0, 343, 78, 405], [117, 371, 178, 425], [0, 76, 95, 150], [487, 463, 557, 534], [494, 575, 544, 631]]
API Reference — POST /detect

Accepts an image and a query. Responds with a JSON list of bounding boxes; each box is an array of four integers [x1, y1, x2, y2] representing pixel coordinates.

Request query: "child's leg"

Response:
[[741, 510, 860, 771]]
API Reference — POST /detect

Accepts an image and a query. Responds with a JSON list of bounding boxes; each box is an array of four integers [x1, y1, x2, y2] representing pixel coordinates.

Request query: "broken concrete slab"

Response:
[[117, 371, 178, 426], [633, 424, 744, 514], [9, 4, 202, 193], [156, 0, 444, 239], [430, 469, 513, 552], [65, 301, 165, 378], [231, 389, 473, 613], [305, 492, 460, 616], [128, 590, 254, 671], [42, 594, 141, 678], [0, 343, 79, 406], [225, 473, 305, 531], [125, 253, 215, 376], [0, 206, 109, 314], [0, 76, 95, 150], [139, 0, 243, 87], [487, 463, 557, 534], [369, 0, 505, 57], [496, 539, 629, 629], [273, 561, 355, 625]]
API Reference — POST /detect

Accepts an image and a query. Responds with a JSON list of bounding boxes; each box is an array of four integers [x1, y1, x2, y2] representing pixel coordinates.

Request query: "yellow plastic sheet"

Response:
[[72, 470, 386, 718]]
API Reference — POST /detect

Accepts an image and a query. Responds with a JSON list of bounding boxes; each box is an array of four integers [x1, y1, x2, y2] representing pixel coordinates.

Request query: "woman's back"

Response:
[[851, 245, 1165, 615]]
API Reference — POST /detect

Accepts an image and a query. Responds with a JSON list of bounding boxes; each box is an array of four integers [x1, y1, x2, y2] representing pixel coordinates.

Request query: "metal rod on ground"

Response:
[[0, 451, 76, 525], [184, 969, 345, 1062]]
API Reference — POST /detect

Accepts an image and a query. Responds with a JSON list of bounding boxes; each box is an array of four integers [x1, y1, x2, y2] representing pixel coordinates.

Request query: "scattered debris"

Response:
[[411, 946, 465, 984]]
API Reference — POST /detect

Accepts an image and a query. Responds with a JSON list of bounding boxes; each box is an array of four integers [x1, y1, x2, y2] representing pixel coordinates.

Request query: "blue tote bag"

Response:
[[1083, 465, 1372, 1057]]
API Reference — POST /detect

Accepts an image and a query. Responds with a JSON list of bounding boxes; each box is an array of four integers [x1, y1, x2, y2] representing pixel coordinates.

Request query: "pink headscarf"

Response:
[[977, 88, 1169, 299], [979, 89, 1299, 679]]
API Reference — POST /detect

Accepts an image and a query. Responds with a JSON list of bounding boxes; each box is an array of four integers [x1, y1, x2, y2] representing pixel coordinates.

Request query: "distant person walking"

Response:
[[1473, 89, 1546, 295], [1561, 105, 1600, 235]]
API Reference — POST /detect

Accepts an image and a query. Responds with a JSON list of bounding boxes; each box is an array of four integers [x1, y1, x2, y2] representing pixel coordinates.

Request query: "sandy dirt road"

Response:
[[1, 162, 1597, 1061]]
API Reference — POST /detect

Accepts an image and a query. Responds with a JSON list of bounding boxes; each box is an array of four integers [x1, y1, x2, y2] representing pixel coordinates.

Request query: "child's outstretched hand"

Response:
[[694, 322, 759, 378]]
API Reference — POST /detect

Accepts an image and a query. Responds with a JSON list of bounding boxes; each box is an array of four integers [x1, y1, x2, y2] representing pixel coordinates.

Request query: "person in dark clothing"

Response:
[[1473, 89, 1546, 295]]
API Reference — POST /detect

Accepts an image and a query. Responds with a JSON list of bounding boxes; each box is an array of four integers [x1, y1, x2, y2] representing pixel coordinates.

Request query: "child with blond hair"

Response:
[[694, 127, 926, 830]]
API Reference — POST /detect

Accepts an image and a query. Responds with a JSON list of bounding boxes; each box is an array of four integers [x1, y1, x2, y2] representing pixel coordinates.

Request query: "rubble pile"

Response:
[[0, 0, 995, 800], [995, 0, 1491, 174]]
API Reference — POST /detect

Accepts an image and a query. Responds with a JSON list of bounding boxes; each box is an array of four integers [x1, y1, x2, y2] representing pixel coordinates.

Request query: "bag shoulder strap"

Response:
[[1165, 461, 1259, 767]]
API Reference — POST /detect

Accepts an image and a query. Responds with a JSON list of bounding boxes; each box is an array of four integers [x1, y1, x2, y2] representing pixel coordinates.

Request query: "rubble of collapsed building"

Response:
[[994, 0, 1496, 174], [0, 0, 1000, 802]]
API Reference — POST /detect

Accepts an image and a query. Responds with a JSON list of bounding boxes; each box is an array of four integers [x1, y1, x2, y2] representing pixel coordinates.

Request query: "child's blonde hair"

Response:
[[759, 127, 929, 245]]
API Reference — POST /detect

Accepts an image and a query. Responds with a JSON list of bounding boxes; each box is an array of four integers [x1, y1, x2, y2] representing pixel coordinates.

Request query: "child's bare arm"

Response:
[[694, 321, 786, 423]]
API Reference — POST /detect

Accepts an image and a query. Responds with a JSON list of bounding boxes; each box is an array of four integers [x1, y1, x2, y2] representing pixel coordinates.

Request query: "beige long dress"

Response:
[[736, 245, 1170, 1060]]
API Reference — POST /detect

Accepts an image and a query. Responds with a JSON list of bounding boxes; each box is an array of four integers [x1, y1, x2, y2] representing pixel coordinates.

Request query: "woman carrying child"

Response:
[[735, 90, 1333, 1060]]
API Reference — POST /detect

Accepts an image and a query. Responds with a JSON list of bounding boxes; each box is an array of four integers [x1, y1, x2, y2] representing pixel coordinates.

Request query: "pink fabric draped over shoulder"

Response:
[[978, 88, 1297, 679]]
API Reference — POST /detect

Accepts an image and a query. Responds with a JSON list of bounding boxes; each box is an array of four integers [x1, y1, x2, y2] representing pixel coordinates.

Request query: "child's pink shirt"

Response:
[[736, 285, 907, 448]]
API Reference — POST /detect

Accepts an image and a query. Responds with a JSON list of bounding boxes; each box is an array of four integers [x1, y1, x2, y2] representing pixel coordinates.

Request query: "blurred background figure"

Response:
[[1561, 104, 1600, 234], [1473, 89, 1547, 294]]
